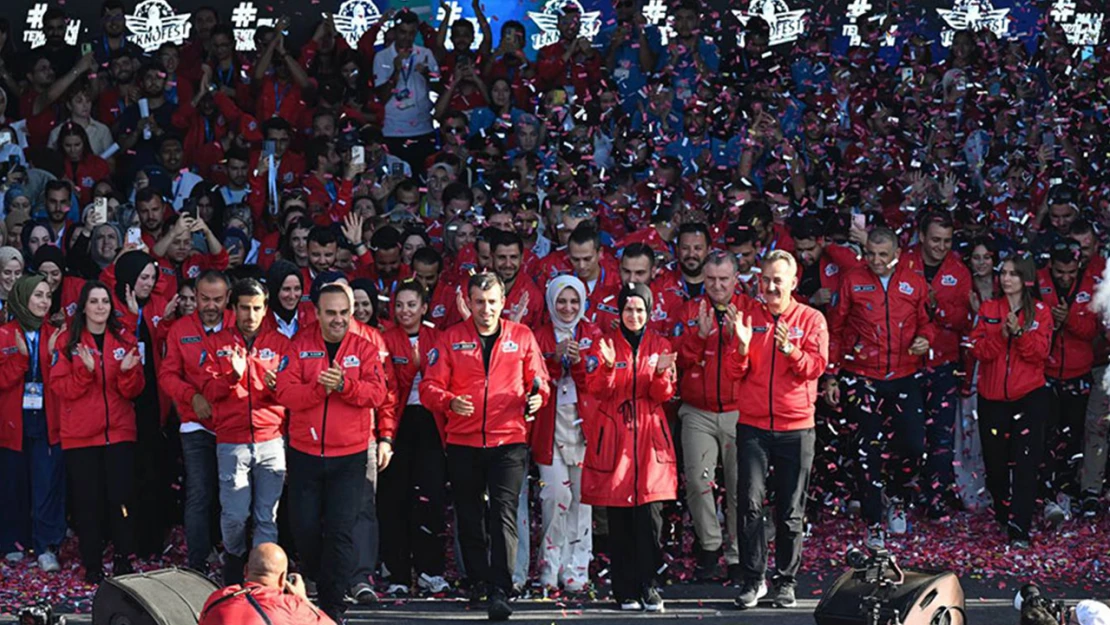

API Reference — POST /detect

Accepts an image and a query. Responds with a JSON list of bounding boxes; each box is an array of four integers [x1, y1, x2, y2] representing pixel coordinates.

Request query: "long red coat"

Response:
[[530, 320, 602, 466]]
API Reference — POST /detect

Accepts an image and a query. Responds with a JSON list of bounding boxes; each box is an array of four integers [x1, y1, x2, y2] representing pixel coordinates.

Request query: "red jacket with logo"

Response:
[[969, 298, 1051, 401], [902, 248, 973, 368], [199, 582, 335, 625], [580, 329, 677, 507], [159, 311, 235, 426], [731, 299, 829, 431], [502, 277, 546, 330], [276, 329, 390, 457], [49, 329, 145, 450], [1037, 268, 1099, 380], [382, 324, 440, 428], [794, 244, 862, 308], [828, 263, 935, 380], [673, 293, 752, 413], [201, 326, 293, 445], [531, 320, 602, 466], [421, 319, 551, 448], [0, 321, 62, 450]]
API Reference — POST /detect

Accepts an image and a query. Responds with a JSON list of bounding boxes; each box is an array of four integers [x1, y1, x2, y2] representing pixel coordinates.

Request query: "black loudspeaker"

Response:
[[814, 568, 966, 625], [92, 567, 220, 625]]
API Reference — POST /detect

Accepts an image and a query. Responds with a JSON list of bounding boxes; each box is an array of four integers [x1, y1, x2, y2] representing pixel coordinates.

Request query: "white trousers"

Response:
[[537, 448, 592, 588]]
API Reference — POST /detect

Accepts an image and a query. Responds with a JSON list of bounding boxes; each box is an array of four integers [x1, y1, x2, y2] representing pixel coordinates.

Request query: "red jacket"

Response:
[[0, 322, 62, 450], [49, 328, 145, 449], [732, 299, 829, 431], [200, 326, 292, 445], [502, 277, 545, 330], [58, 276, 85, 321], [536, 40, 604, 96], [421, 319, 551, 448], [530, 320, 601, 466], [674, 293, 751, 413], [276, 328, 389, 457], [970, 298, 1051, 402], [580, 329, 677, 507], [902, 248, 973, 368], [300, 174, 354, 226], [199, 582, 335, 625], [382, 324, 440, 428], [794, 244, 861, 308], [159, 311, 235, 426], [828, 263, 935, 380], [1037, 268, 1100, 380], [62, 155, 111, 206]]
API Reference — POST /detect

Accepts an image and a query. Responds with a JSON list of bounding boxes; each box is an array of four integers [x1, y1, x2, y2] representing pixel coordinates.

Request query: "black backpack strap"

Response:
[[201, 586, 273, 625]]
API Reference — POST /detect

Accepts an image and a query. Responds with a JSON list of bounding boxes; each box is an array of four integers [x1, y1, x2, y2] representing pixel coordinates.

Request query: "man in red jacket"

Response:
[[673, 250, 750, 583], [276, 283, 389, 622], [200, 278, 292, 586], [421, 273, 550, 621], [729, 250, 827, 610], [827, 227, 934, 548], [199, 543, 334, 625], [902, 212, 972, 518]]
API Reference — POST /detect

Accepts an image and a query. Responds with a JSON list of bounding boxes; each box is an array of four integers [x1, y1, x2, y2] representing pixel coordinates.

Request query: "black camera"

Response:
[[18, 604, 65, 625], [1016, 583, 1067, 625]]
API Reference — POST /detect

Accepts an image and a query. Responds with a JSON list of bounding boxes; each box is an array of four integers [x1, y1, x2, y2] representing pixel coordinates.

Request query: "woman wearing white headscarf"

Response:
[[529, 275, 600, 592]]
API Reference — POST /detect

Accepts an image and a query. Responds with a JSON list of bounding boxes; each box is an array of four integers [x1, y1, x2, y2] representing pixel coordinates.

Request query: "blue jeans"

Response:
[[217, 437, 286, 558], [922, 363, 958, 507], [0, 411, 65, 554], [181, 429, 218, 570]]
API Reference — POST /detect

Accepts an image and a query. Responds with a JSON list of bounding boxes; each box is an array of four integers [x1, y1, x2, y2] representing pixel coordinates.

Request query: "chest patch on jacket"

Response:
[[181, 336, 202, 344], [502, 340, 519, 353], [853, 285, 875, 293], [452, 342, 477, 351], [342, 355, 361, 368], [300, 351, 325, 359], [940, 274, 957, 287], [898, 282, 914, 296]]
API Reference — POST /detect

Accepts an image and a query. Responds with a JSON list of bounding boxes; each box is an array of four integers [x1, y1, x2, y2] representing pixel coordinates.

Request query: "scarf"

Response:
[[545, 274, 587, 342], [266, 260, 302, 322], [9, 273, 46, 331], [113, 250, 156, 307]]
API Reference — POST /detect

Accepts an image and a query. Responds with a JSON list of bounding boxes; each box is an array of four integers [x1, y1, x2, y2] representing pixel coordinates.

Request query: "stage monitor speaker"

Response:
[[814, 568, 965, 625], [92, 567, 219, 625]]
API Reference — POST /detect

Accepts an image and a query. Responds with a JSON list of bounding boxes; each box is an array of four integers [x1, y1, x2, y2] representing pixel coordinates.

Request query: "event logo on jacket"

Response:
[[23, 3, 81, 48], [936, 0, 1010, 46], [331, 0, 388, 47], [733, 0, 807, 47], [126, 0, 192, 52], [528, 0, 602, 49]]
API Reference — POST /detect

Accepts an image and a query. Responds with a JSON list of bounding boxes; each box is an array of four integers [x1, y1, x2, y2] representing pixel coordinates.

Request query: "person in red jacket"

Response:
[[275, 282, 389, 622], [902, 211, 973, 518], [531, 275, 599, 592], [1038, 240, 1099, 523], [791, 215, 861, 311], [201, 278, 292, 586], [198, 543, 335, 625], [158, 270, 232, 572], [420, 273, 550, 621], [826, 226, 934, 548], [581, 283, 677, 612], [969, 255, 1052, 547], [728, 250, 828, 610], [0, 276, 65, 572], [491, 230, 546, 329], [535, 5, 603, 96], [50, 280, 144, 582], [57, 123, 111, 207], [378, 281, 450, 595], [673, 251, 750, 583]]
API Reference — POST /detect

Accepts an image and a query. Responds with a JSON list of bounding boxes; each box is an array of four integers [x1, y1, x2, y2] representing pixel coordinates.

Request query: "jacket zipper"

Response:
[[883, 282, 892, 377], [769, 315, 778, 431], [100, 350, 111, 445], [631, 339, 639, 507], [715, 318, 724, 413], [1004, 335, 1013, 401]]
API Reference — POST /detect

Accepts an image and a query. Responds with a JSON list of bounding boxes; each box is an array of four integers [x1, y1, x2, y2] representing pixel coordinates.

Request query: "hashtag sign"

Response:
[[26, 3, 47, 29], [231, 2, 258, 29], [846, 0, 873, 18], [1050, 0, 1076, 23]]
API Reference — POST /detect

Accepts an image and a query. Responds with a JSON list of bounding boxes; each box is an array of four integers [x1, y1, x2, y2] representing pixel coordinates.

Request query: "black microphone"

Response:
[[524, 377, 541, 421]]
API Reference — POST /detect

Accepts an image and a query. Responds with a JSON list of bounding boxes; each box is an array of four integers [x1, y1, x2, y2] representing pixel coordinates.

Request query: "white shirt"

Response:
[[170, 172, 203, 210], [373, 44, 438, 138], [180, 321, 223, 435], [406, 335, 422, 406]]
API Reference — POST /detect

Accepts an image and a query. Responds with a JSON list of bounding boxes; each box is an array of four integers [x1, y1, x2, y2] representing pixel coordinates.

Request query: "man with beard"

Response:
[[491, 230, 545, 329], [117, 63, 178, 168], [90, 0, 143, 67], [40, 7, 79, 76], [662, 222, 710, 299], [97, 48, 139, 124], [791, 216, 861, 310]]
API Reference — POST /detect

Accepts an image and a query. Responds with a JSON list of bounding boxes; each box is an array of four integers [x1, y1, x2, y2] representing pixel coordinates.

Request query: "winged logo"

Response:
[[528, 0, 602, 50], [331, 0, 388, 48], [126, 0, 192, 52]]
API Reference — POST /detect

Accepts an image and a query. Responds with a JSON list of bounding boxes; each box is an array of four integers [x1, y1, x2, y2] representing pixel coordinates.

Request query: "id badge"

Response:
[[396, 88, 411, 101], [613, 67, 630, 82], [137, 341, 146, 365], [23, 382, 43, 410]]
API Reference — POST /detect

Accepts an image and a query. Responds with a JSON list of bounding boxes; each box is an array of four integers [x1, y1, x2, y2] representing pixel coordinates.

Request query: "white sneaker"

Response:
[[865, 524, 886, 550], [37, 551, 60, 573], [4, 551, 24, 563], [1044, 501, 1066, 526], [1056, 493, 1073, 520], [562, 577, 587, 593], [418, 573, 450, 594], [887, 501, 907, 535], [386, 583, 410, 596]]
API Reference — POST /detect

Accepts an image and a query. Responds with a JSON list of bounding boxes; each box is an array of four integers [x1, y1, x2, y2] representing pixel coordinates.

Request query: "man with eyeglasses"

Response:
[[90, 0, 143, 67], [374, 10, 440, 178]]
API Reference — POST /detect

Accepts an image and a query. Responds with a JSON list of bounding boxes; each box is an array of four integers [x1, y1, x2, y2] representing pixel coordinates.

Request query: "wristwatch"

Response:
[[781, 342, 795, 356]]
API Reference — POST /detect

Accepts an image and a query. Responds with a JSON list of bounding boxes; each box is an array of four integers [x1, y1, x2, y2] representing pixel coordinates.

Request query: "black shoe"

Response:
[[693, 549, 721, 581], [488, 588, 513, 621], [727, 564, 744, 586], [222, 553, 245, 586], [113, 555, 134, 577], [85, 567, 104, 584], [772, 580, 797, 608], [641, 587, 664, 613], [468, 581, 488, 605], [1081, 493, 1101, 518], [734, 579, 767, 609]]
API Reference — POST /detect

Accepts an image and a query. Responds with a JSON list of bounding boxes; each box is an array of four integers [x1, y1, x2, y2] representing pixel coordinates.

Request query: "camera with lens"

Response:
[[18, 604, 65, 625], [1015, 583, 1067, 625]]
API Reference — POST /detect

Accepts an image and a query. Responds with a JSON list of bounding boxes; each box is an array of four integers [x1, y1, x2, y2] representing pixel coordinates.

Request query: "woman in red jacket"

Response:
[[582, 283, 677, 612], [50, 280, 144, 582], [532, 275, 599, 592], [57, 123, 111, 207], [969, 255, 1051, 547], [377, 281, 449, 595]]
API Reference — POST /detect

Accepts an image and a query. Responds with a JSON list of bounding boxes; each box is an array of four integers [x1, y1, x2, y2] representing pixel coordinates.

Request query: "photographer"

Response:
[[198, 543, 334, 625]]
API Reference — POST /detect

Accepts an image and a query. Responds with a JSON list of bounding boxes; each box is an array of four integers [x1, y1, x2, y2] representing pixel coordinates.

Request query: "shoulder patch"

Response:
[[427, 347, 439, 366], [825, 263, 839, 277]]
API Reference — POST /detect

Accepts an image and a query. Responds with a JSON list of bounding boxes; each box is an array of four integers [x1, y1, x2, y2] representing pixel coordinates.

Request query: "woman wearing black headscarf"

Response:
[[262, 260, 315, 339], [20, 220, 55, 263], [582, 283, 678, 612], [350, 278, 384, 331], [31, 245, 84, 326]]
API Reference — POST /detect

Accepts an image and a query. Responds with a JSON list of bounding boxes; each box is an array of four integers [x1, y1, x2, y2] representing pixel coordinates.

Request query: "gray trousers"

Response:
[[351, 440, 379, 588], [1081, 366, 1110, 495], [217, 437, 286, 558], [680, 404, 739, 564]]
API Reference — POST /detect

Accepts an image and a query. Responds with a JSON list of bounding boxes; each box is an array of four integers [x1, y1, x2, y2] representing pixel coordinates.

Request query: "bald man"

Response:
[[199, 543, 335, 625]]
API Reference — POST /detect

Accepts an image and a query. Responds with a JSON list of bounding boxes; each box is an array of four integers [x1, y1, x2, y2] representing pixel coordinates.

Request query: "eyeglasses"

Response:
[[445, 125, 467, 134]]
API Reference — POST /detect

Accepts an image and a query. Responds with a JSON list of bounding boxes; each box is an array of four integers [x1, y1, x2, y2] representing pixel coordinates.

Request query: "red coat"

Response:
[[536, 40, 603, 95], [421, 319, 551, 448], [828, 263, 935, 380], [300, 175, 354, 226], [970, 298, 1051, 402], [62, 155, 111, 206], [199, 582, 335, 625], [674, 293, 751, 413], [382, 324, 443, 439], [733, 299, 829, 431], [57, 276, 85, 321], [580, 329, 677, 507], [49, 328, 145, 449], [502, 277, 545, 330], [159, 311, 235, 425], [0, 322, 62, 450], [201, 326, 292, 445], [276, 328, 389, 457], [531, 320, 601, 466], [1037, 268, 1099, 380], [902, 248, 973, 368]]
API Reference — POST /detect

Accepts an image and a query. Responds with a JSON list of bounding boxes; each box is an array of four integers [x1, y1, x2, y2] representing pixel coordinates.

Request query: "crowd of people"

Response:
[[0, 0, 1109, 622]]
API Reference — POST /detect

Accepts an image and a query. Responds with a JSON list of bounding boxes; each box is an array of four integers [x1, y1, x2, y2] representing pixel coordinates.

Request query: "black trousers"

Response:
[[287, 448, 366, 618], [607, 503, 663, 601], [66, 443, 137, 575], [736, 425, 815, 584], [384, 132, 437, 179], [446, 442, 527, 594], [378, 406, 447, 586], [978, 386, 1050, 539], [1046, 376, 1090, 496]]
